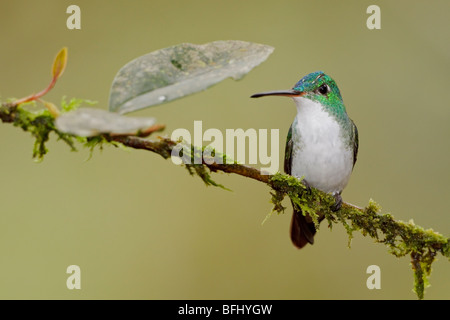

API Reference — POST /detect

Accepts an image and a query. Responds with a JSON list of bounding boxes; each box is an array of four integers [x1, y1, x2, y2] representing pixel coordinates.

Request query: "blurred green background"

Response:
[[0, 0, 449, 299]]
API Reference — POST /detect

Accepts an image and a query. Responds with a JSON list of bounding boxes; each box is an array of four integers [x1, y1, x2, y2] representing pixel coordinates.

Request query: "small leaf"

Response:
[[55, 108, 156, 137], [13, 47, 69, 106], [109, 40, 274, 114], [52, 47, 68, 79]]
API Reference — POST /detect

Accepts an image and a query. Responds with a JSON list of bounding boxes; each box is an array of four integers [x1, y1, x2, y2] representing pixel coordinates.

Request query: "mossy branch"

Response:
[[0, 101, 448, 300]]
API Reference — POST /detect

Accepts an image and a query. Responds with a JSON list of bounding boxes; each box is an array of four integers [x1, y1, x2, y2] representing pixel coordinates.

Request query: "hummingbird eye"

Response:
[[317, 84, 330, 95]]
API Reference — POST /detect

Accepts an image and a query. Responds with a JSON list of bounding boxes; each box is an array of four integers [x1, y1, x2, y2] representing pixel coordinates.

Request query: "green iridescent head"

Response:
[[292, 71, 343, 106], [251, 71, 346, 116]]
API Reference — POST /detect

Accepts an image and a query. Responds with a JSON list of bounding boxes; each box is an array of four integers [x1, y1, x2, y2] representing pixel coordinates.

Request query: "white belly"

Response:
[[291, 98, 354, 194]]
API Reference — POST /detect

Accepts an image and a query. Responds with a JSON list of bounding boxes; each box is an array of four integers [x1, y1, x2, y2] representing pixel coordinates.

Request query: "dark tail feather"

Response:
[[290, 209, 318, 249]]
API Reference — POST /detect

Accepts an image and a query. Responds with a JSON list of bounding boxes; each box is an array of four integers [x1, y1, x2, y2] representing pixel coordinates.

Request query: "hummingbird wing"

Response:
[[284, 124, 316, 248], [284, 124, 293, 175], [351, 119, 359, 168]]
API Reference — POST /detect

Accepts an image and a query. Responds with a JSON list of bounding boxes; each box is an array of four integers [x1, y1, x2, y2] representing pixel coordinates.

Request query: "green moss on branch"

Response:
[[0, 100, 113, 160]]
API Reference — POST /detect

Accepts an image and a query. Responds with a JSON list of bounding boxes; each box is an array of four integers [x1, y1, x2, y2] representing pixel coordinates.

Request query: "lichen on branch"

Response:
[[0, 100, 77, 160]]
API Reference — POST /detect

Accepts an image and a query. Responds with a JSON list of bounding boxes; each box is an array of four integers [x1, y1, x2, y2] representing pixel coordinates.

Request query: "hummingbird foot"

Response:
[[331, 193, 342, 212]]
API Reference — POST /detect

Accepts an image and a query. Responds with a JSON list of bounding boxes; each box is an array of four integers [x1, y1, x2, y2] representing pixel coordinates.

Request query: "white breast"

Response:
[[290, 97, 353, 194]]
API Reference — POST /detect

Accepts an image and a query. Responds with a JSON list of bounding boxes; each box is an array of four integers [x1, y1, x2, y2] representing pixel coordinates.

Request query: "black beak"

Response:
[[250, 89, 303, 98]]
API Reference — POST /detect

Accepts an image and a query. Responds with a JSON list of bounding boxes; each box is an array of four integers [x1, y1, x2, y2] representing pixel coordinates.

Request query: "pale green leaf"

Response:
[[109, 40, 274, 114], [55, 108, 156, 137]]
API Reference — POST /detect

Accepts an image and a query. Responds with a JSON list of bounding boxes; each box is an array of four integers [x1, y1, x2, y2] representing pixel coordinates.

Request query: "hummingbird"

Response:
[[251, 71, 358, 249]]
